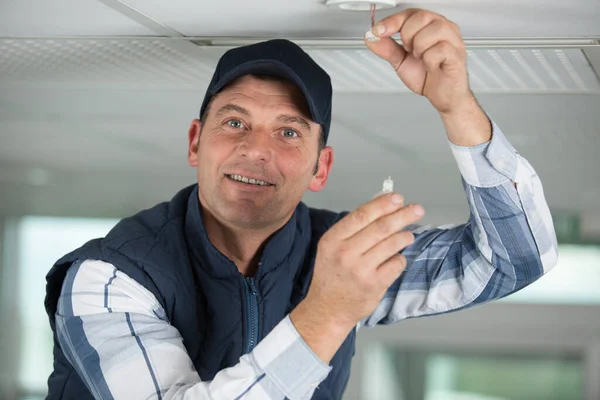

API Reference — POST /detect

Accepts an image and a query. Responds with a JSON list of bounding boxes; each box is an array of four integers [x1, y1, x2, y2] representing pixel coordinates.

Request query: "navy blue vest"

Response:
[[44, 184, 356, 399]]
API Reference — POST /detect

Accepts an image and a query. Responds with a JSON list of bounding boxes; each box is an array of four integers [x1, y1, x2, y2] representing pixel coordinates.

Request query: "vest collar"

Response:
[[185, 185, 301, 278]]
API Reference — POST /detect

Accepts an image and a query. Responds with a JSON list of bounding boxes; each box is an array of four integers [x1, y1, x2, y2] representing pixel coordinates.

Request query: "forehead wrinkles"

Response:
[[224, 86, 305, 108]]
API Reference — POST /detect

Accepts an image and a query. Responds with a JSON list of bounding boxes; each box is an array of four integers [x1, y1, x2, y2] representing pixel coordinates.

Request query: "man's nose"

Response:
[[239, 129, 273, 162]]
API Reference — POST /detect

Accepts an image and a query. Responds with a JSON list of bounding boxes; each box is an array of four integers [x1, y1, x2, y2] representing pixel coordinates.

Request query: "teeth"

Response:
[[228, 174, 270, 186]]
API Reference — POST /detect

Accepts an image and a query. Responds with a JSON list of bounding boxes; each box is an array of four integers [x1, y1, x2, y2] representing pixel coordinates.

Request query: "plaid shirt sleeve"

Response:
[[55, 259, 331, 400], [360, 119, 559, 328]]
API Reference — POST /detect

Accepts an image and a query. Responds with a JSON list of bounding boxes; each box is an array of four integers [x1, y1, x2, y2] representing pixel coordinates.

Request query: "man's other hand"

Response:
[[291, 193, 425, 362], [365, 8, 474, 116]]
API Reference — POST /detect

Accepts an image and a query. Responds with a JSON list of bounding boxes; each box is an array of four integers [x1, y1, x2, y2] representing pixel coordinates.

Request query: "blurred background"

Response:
[[1, 0, 599, 399]]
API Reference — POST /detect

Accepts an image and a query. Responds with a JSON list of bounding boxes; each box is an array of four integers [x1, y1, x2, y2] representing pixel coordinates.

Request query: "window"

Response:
[[501, 244, 600, 305], [362, 345, 583, 400], [13, 216, 119, 396], [424, 352, 582, 400]]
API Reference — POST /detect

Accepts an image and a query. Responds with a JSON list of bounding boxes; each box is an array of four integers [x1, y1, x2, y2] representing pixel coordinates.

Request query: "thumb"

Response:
[[364, 30, 408, 72]]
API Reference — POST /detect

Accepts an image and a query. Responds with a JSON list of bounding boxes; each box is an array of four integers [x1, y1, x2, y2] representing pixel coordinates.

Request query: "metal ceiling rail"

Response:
[[1, 36, 599, 49]]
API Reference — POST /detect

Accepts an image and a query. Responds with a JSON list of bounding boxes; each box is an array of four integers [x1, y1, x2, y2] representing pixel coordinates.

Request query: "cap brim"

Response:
[[209, 59, 324, 126]]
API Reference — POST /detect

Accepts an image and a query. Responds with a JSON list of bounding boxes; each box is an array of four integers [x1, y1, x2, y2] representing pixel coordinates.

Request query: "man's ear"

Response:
[[309, 146, 334, 192], [188, 119, 202, 167]]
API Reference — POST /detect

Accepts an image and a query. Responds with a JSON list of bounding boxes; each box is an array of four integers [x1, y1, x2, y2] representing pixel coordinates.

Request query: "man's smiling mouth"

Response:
[[225, 174, 274, 187]]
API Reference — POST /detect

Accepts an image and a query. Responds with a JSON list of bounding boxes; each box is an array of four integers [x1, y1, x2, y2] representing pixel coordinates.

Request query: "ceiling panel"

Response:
[[118, 0, 600, 38], [0, 38, 215, 90], [1, 38, 598, 93], [0, 0, 157, 37]]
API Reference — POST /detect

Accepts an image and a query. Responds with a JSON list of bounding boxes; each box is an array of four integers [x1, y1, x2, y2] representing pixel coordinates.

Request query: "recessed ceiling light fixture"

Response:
[[325, 0, 398, 11]]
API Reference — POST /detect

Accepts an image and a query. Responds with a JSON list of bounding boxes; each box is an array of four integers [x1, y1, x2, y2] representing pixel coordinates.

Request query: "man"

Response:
[[44, 8, 557, 400]]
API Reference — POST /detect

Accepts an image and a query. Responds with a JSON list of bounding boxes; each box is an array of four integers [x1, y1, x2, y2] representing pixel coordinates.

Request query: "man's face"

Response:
[[187, 74, 333, 231]]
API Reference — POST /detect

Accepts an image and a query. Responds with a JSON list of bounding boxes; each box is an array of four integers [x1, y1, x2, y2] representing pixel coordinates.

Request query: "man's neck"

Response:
[[200, 206, 285, 277]]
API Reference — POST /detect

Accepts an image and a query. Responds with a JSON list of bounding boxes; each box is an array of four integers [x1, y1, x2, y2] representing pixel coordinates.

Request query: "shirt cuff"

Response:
[[251, 315, 332, 400], [448, 119, 520, 188]]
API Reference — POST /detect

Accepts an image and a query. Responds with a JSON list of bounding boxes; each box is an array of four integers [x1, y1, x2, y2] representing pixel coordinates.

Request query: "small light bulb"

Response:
[[382, 176, 394, 194], [365, 29, 380, 42]]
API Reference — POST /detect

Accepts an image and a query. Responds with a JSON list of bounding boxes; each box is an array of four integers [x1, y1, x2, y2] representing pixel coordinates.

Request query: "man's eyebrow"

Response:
[[214, 104, 250, 118], [276, 114, 312, 133]]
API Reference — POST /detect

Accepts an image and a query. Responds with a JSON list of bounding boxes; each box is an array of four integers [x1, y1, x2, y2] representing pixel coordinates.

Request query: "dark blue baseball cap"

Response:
[[199, 39, 333, 143]]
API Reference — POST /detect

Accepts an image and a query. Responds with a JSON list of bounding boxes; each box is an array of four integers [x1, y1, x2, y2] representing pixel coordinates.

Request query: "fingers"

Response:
[[377, 253, 408, 287], [363, 8, 419, 67], [362, 230, 415, 270], [411, 20, 464, 60], [347, 203, 425, 257], [364, 34, 408, 72], [331, 194, 404, 239], [387, 9, 442, 52], [372, 8, 421, 42], [327, 193, 404, 240], [422, 41, 464, 72], [366, 9, 464, 65]]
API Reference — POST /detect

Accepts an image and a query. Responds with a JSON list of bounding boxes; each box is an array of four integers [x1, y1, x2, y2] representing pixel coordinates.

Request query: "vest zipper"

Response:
[[244, 277, 259, 354]]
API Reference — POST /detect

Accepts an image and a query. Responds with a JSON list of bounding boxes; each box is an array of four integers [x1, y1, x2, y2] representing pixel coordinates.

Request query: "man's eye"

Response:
[[227, 119, 244, 129], [282, 129, 299, 138]]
